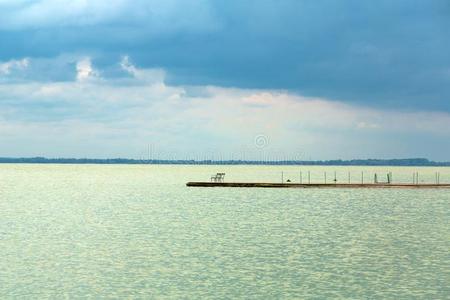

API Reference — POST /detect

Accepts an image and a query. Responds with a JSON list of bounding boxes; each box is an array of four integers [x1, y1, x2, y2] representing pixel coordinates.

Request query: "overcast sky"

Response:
[[1, 0, 450, 160]]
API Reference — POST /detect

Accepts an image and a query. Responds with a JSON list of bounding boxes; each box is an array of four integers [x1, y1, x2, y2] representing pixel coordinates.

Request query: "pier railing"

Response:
[[279, 170, 446, 185]]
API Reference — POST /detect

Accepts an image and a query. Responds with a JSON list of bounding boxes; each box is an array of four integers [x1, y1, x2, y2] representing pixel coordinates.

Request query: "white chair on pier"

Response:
[[211, 173, 225, 183]]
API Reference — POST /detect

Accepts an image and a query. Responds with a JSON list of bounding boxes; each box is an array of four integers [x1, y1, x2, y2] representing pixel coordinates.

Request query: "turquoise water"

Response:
[[0, 164, 449, 298]]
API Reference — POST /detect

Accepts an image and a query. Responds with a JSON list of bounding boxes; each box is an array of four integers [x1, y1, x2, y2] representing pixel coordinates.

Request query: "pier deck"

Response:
[[186, 182, 450, 189]]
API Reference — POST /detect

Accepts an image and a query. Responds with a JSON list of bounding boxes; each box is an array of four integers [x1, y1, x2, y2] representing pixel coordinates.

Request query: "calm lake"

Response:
[[1, 164, 449, 298]]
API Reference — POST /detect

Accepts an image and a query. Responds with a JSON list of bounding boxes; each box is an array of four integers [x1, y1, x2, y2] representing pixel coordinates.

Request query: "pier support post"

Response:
[[413, 172, 419, 185], [435, 172, 440, 184]]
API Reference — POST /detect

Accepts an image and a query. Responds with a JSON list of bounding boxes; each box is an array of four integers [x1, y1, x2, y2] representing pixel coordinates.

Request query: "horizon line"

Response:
[[0, 157, 449, 167]]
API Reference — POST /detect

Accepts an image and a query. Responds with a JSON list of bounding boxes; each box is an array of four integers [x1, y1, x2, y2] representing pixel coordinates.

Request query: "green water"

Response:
[[0, 164, 449, 299]]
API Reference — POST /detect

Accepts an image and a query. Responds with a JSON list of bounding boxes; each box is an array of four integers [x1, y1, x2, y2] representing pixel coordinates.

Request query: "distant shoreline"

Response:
[[0, 157, 449, 166]]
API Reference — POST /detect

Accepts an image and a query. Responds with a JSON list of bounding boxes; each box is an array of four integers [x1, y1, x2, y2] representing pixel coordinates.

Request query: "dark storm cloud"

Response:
[[1, 0, 450, 111]]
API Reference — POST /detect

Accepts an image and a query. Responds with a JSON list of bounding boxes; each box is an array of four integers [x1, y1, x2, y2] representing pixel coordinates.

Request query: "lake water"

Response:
[[0, 164, 449, 298]]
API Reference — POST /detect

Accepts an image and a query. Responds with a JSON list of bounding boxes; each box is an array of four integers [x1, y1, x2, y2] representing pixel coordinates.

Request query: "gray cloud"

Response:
[[1, 0, 449, 111], [1, 56, 450, 159]]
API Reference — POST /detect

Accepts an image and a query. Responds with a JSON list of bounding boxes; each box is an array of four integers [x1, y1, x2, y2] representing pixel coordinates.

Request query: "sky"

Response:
[[1, 0, 450, 160]]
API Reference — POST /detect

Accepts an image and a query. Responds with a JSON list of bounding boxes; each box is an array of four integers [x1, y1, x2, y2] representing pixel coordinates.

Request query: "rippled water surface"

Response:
[[1, 164, 449, 298]]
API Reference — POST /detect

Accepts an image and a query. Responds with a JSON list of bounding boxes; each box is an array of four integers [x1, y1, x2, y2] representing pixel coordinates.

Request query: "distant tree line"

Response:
[[0, 157, 449, 166]]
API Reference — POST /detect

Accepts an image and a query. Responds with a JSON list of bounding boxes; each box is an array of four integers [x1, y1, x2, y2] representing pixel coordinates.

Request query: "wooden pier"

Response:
[[186, 182, 450, 189]]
